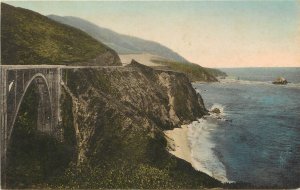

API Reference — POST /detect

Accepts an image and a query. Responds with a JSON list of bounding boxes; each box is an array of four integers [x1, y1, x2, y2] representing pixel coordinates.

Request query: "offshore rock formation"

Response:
[[57, 60, 220, 188], [211, 108, 221, 114], [272, 77, 288, 85]]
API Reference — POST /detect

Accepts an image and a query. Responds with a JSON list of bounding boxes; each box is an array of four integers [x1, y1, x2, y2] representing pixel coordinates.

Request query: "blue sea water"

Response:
[[192, 68, 300, 188]]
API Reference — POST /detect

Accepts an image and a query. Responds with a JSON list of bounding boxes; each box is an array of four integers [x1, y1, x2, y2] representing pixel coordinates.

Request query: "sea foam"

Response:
[[188, 104, 232, 183]]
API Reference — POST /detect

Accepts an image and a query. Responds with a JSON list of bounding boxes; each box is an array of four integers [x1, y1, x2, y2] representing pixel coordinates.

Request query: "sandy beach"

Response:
[[164, 122, 230, 183], [164, 125, 193, 166]]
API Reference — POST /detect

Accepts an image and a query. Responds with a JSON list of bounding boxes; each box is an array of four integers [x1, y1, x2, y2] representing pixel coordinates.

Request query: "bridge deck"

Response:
[[0, 65, 123, 70]]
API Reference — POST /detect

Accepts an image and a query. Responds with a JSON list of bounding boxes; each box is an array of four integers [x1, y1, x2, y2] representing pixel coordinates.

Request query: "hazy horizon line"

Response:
[[214, 66, 300, 69]]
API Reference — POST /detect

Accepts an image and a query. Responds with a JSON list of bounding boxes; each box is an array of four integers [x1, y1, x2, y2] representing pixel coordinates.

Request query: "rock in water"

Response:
[[211, 108, 221, 114], [272, 77, 288, 85]]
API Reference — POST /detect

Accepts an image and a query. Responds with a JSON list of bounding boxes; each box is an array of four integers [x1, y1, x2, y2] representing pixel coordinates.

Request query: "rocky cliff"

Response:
[[61, 60, 207, 162], [55, 60, 220, 188]]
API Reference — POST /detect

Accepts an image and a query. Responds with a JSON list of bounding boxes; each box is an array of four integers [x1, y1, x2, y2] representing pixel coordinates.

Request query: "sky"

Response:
[[4, 1, 300, 68]]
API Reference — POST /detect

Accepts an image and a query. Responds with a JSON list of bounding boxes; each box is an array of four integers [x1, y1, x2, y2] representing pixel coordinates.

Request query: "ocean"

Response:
[[191, 67, 300, 188]]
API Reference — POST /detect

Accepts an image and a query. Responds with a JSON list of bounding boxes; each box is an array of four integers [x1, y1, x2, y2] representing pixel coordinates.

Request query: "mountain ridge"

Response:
[[47, 15, 189, 63]]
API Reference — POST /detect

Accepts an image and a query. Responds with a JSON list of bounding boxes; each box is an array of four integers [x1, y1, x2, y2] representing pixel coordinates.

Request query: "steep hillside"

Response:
[[56, 61, 220, 188], [1, 3, 121, 66], [47, 15, 188, 63]]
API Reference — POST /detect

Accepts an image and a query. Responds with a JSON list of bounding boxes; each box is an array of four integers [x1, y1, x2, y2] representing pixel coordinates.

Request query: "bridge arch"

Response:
[[1, 66, 64, 188], [8, 73, 54, 142]]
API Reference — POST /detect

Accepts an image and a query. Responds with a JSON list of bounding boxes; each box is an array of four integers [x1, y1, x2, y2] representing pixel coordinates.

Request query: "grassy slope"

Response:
[[1, 3, 119, 65], [152, 59, 223, 82]]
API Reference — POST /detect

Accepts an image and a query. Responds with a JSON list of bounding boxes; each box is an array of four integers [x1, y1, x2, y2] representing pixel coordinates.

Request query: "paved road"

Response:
[[0, 65, 124, 70], [0, 64, 182, 75]]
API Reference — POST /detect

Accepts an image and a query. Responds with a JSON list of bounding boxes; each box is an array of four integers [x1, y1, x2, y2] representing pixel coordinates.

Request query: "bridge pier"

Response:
[[0, 65, 63, 188], [0, 67, 8, 188]]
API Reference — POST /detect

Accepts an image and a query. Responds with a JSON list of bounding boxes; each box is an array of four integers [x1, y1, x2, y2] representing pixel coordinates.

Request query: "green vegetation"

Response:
[[1, 3, 118, 65], [54, 102, 221, 189], [152, 59, 222, 82], [55, 156, 221, 189]]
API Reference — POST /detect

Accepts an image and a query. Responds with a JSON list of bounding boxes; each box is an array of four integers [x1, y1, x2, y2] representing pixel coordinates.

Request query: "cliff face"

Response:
[[57, 61, 219, 188], [61, 60, 207, 162]]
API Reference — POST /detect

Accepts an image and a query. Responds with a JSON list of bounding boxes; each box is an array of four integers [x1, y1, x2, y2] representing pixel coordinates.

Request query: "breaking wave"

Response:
[[187, 104, 232, 183]]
